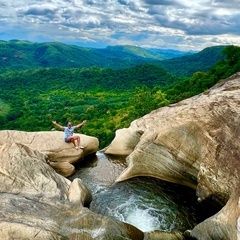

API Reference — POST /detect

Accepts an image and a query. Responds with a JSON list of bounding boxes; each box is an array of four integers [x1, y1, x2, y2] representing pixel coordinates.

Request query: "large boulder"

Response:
[[188, 187, 240, 240], [0, 142, 144, 239], [0, 130, 99, 176], [105, 73, 240, 239]]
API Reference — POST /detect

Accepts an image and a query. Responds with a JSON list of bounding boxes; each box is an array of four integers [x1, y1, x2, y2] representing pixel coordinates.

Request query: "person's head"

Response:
[[67, 122, 72, 128]]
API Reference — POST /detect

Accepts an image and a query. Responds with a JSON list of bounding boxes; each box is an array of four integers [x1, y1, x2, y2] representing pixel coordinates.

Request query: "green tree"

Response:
[[129, 86, 169, 118]]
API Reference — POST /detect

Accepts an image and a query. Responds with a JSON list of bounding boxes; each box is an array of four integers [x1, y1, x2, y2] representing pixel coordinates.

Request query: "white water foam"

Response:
[[108, 196, 176, 232], [125, 209, 162, 232]]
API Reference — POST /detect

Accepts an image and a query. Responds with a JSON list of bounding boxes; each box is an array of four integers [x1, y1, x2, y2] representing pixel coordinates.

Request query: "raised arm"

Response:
[[52, 120, 64, 130], [75, 120, 87, 129]]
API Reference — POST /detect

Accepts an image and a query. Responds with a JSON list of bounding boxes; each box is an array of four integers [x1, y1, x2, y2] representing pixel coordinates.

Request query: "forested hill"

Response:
[[0, 64, 182, 93], [0, 40, 225, 75], [155, 45, 226, 77], [0, 40, 188, 71]]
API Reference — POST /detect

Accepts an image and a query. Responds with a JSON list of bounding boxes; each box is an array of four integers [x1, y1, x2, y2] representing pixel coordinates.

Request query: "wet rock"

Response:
[[68, 178, 92, 206]]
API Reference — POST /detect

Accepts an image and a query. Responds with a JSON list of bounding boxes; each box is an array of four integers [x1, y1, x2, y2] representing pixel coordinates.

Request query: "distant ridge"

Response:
[[102, 45, 185, 60], [147, 48, 197, 58], [0, 40, 189, 70], [0, 40, 225, 76], [154, 45, 226, 76]]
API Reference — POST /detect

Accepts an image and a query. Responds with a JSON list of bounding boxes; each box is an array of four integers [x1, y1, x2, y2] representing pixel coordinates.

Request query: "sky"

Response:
[[0, 0, 240, 51]]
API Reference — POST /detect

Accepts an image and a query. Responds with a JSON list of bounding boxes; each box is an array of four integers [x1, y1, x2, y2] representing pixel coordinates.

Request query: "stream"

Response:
[[69, 151, 220, 233]]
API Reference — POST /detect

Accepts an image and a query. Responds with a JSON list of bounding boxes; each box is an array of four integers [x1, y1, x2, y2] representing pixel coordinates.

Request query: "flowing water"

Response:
[[69, 151, 220, 233]]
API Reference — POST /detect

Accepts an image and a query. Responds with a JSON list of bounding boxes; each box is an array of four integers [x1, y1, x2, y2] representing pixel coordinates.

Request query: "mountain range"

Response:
[[0, 40, 225, 76]]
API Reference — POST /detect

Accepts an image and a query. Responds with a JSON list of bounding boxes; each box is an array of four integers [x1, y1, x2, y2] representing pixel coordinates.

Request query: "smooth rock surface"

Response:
[[105, 73, 240, 239], [0, 130, 99, 176], [144, 231, 184, 240], [0, 142, 144, 239]]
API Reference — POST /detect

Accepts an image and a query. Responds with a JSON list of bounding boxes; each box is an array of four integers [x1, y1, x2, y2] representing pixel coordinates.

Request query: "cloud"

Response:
[[142, 0, 182, 6], [24, 4, 58, 16], [0, 0, 239, 50]]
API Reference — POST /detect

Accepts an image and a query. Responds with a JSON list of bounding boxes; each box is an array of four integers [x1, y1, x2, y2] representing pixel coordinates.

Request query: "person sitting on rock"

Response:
[[52, 120, 87, 150]]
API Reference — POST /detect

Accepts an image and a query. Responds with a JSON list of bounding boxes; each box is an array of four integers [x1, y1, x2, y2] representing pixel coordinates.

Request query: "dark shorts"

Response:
[[64, 137, 69, 142]]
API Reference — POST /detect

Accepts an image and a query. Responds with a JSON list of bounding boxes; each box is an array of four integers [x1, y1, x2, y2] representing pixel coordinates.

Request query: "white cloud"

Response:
[[0, 0, 240, 50]]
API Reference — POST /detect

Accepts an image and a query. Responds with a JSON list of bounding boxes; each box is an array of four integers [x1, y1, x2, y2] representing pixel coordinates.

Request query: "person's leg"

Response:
[[67, 136, 77, 148], [73, 135, 84, 149], [68, 135, 82, 149], [75, 135, 80, 148]]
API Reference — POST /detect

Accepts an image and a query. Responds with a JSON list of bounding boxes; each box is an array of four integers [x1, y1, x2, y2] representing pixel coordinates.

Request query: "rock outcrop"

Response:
[[0, 142, 143, 239], [105, 73, 240, 239], [0, 130, 99, 176]]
